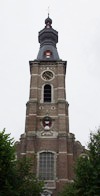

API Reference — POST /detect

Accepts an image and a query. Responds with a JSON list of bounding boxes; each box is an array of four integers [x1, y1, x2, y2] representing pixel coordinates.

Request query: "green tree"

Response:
[[59, 128, 100, 196], [0, 129, 15, 195], [14, 157, 44, 196], [0, 129, 43, 196], [59, 182, 76, 196]]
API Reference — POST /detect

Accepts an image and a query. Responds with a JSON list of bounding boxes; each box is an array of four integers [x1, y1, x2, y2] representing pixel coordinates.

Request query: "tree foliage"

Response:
[[59, 182, 76, 196], [0, 129, 43, 196], [59, 128, 100, 196], [0, 129, 15, 195], [13, 157, 44, 196]]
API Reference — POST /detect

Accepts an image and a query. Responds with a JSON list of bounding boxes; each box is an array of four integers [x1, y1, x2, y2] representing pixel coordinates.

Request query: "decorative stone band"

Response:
[[57, 179, 74, 183]]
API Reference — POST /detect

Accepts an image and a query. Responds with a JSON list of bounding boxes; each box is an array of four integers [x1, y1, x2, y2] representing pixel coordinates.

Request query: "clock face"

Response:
[[42, 71, 53, 80]]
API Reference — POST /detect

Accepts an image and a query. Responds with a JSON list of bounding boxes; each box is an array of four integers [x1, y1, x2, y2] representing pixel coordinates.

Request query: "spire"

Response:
[[37, 16, 60, 61]]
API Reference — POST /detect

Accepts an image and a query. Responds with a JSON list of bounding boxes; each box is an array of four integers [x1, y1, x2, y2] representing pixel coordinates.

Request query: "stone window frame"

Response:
[[37, 150, 56, 181], [41, 84, 54, 103]]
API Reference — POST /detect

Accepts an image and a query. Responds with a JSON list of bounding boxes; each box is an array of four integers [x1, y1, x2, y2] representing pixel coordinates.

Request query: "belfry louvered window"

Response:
[[39, 152, 54, 180], [44, 84, 51, 102]]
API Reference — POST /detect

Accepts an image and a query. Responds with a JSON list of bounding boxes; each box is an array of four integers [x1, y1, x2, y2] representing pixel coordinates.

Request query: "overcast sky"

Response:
[[0, 0, 100, 147]]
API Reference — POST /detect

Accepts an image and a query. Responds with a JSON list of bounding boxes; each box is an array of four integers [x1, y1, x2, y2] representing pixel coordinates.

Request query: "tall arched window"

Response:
[[44, 84, 51, 102], [39, 152, 55, 180]]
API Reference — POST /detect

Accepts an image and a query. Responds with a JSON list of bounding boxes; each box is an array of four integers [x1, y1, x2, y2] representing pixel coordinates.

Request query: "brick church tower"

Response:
[[16, 16, 84, 196]]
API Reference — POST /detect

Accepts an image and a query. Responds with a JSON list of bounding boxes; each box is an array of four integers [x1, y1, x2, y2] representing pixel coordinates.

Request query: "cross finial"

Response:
[[48, 6, 50, 17]]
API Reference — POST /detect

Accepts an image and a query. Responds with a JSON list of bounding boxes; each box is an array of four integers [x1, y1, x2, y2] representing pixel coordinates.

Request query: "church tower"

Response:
[[17, 16, 84, 196]]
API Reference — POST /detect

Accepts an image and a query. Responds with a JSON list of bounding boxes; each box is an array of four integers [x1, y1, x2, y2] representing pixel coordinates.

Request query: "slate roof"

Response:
[[37, 16, 60, 61]]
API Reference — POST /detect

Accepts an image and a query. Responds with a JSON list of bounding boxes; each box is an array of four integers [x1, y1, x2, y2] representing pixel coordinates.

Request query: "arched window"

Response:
[[44, 84, 51, 102], [39, 152, 55, 180]]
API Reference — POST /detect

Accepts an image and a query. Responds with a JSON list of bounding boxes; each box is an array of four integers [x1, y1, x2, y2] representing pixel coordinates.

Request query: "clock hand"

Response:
[[45, 72, 52, 78]]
